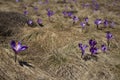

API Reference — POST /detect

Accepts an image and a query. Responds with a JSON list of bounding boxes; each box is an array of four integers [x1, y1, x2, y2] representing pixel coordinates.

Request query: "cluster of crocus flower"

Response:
[[62, 11, 73, 18], [78, 39, 98, 58], [89, 39, 98, 55], [92, 0, 100, 11], [10, 40, 28, 62], [94, 19, 115, 29], [78, 38, 110, 59]]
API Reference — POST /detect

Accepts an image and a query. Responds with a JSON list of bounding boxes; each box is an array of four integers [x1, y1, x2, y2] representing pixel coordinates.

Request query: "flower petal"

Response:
[[21, 46, 28, 51], [10, 40, 16, 48]]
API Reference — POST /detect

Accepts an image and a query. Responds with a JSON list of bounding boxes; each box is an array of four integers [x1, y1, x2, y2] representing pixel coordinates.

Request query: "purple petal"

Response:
[[83, 45, 88, 50], [21, 46, 28, 51], [85, 17, 88, 22], [80, 22, 86, 28], [10, 40, 16, 48], [78, 43, 82, 49], [28, 20, 33, 25]]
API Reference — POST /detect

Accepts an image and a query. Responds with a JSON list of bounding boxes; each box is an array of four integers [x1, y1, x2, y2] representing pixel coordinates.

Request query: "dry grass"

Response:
[[0, 0, 120, 80]]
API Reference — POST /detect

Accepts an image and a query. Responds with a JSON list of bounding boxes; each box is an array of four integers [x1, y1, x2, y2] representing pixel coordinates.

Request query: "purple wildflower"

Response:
[[92, 0, 99, 10], [85, 17, 88, 23], [94, 19, 102, 29], [62, 11, 68, 17], [84, 17, 90, 26], [106, 31, 113, 47], [106, 31, 112, 40], [37, 18, 42, 24], [67, 12, 73, 18], [90, 47, 98, 55], [80, 22, 86, 28], [37, 18, 44, 27], [101, 44, 107, 52], [104, 19, 109, 27], [16, 0, 19, 2], [24, 10, 28, 15], [73, 16, 79, 24], [78, 43, 88, 58], [27, 20, 34, 26], [89, 39, 97, 47], [10, 40, 28, 62], [47, 9, 54, 21]]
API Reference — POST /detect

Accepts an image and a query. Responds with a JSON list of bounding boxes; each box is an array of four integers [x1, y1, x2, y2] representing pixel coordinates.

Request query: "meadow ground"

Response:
[[0, 0, 120, 80]]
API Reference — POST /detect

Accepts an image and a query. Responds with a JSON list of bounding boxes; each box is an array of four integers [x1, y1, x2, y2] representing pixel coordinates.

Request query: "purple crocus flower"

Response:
[[16, 0, 19, 2], [106, 31, 113, 47], [80, 22, 86, 29], [78, 43, 88, 58], [73, 16, 79, 24], [47, 9, 54, 21], [37, 18, 44, 27], [24, 10, 28, 15], [27, 20, 33, 25], [10, 40, 28, 62], [106, 31, 112, 40], [94, 3, 99, 10], [84, 17, 90, 26], [101, 44, 107, 52], [94, 19, 102, 29], [90, 47, 98, 55], [67, 12, 73, 18], [89, 39, 97, 47], [95, 19, 102, 25], [63, 11, 68, 17], [104, 19, 109, 27], [92, 0, 99, 11], [80, 22, 86, 32], [85, 17, 88, 23], [37, 18, 42, 24]]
